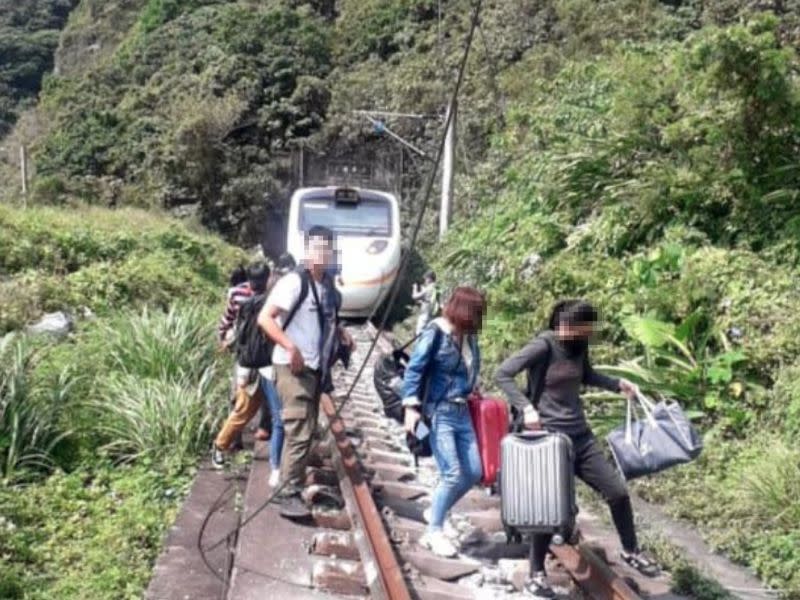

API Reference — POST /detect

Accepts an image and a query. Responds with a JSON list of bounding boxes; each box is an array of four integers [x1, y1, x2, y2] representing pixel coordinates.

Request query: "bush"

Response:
[[81, 302, 225, 466], [0, 463, 191, 600], [0, 204, 244, 334], [101, 305, 217, 382], [771, 362, 800, 438]]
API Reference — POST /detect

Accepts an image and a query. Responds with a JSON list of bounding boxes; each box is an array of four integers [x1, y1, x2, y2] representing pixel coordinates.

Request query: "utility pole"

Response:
[[20, 145, 28, 205], [439, 100, 456, 240]]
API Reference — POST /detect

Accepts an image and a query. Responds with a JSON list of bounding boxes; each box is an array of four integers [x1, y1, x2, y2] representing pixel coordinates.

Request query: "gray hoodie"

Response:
[[494, 332, 620, 436]]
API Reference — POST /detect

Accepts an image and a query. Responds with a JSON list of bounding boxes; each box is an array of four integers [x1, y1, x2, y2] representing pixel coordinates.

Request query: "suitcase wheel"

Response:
[[504, 527, 522, 545]]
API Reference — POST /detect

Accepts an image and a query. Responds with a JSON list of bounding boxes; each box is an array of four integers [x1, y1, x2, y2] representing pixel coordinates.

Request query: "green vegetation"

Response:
[[0, 305, 227, 598], [0, 335, 70, 482], [29, 1, 331, 241], [0, 0, 77, 136], [4, 0, 800, 596], [0, 204, 239, 598], [432, 7, 800, 596], [0, 204, 243, 333], [0, 464, 191, 600]]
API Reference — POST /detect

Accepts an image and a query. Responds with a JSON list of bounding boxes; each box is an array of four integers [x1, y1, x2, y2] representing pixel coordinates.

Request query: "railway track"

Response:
[[310, 324, 647, 600]]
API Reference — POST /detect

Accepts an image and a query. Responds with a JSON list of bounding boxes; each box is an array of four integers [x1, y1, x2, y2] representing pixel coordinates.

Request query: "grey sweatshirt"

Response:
[[494, 333, 620, 436]]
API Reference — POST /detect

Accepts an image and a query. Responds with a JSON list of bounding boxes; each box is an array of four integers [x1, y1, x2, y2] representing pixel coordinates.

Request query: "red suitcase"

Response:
[[468, 392, 509, 487]]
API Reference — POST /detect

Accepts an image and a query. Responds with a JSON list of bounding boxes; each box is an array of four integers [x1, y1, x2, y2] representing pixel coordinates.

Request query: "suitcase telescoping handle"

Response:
[[514, 431, 551, 440]]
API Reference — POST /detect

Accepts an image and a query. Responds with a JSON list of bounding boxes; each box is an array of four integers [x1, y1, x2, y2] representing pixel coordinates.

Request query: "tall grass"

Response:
[[740, 441, 800, 531], [87, 305, 226, 466], [102, 305, 217, 382], [92, 370, 224, 465], [0, 335, 71, 481]]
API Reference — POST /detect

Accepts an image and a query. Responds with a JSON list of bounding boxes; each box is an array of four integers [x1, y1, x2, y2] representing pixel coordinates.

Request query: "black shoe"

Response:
[[621, 550, 660, 577], [524, 572, 556, 598], [279, 492, 312, 520]]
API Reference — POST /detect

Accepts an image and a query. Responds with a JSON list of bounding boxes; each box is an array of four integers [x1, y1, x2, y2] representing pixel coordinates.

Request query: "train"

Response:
[[286, 186, 401, 319]]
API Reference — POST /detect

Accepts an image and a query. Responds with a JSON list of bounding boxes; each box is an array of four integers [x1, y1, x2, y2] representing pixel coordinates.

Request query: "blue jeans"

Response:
[[428, 402, 482, 531], [260, 376, 284, 470]]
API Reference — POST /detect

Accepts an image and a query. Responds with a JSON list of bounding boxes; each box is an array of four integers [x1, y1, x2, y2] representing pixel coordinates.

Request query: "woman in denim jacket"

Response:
[[401, 286, 486, 557]]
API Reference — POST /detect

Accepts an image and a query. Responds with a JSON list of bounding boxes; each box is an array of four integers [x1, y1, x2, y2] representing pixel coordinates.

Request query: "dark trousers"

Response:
[[531, 432, 637, 573]]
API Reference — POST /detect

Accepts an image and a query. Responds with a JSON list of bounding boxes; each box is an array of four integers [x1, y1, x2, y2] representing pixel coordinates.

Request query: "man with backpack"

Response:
[[259, 226, 354, 519], [211, 263, 271, 468]]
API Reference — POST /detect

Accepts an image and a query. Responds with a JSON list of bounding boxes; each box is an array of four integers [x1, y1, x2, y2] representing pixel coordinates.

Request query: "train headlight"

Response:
[[366, 240, 388, 254]]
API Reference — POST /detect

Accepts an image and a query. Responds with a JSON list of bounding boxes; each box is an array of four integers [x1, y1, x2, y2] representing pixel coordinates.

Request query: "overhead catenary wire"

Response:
[[197, 0, 484, 587]]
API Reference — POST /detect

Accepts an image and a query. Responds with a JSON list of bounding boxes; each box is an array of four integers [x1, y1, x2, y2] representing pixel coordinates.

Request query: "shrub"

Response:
[[0, 204, 244, 334], [81, 304, 224, 466], [739, 441, 800, 532], [771, 362, 800, 438]]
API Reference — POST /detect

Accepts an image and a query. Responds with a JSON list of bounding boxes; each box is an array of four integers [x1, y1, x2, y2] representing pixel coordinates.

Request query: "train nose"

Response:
[[338, 273, 388, 315]]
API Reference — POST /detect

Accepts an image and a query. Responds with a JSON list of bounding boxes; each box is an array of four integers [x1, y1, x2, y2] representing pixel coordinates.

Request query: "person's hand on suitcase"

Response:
[[523, 405, 542, 431], [404, 407, 421, 434], [619, 378, 640, 399]]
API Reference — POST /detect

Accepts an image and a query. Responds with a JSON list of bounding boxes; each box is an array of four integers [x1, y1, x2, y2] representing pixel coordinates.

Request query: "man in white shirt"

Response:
[[259, 226, 353, 518]]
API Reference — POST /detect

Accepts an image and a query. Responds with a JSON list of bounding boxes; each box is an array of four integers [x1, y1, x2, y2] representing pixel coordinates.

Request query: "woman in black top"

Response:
[[495, 300, 659, 597]]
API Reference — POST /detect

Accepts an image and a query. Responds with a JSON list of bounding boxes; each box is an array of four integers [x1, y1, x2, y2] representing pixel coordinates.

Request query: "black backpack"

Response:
[[234, 271, 310, 369], [373, 327, 444, 461]]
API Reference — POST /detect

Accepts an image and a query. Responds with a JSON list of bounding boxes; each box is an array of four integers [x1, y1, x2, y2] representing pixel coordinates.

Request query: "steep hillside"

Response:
[[434, 9, 800, 596], [0, 204, 243, 333], [0, 0, 77, 136]]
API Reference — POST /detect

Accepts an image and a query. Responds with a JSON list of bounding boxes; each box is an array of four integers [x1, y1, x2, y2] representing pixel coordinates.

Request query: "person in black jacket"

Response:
[[495, 300, 659, 598]]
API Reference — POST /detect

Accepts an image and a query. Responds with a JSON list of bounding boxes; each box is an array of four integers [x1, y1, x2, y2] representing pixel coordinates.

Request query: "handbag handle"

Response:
[[624, 391, 658, 443]]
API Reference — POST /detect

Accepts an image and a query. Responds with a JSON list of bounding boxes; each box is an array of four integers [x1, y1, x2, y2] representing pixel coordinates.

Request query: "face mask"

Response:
[[562, 337, 589, 357]]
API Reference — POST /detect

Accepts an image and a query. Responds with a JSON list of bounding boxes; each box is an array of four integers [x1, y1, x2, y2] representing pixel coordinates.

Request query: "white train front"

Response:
[[286, 186, 401, 319]]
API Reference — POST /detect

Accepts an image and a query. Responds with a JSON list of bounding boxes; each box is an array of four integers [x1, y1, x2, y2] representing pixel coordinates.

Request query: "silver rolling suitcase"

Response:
[[500, 432, 576, 543]]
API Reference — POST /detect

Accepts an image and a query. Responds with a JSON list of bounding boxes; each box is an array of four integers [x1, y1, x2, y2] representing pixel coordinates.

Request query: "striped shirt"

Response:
[[218, 283, 254, 343]]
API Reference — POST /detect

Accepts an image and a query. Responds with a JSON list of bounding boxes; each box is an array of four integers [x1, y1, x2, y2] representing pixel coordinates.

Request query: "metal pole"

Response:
[[298, 146, 305, 187], [439, 100, 456, 240], [20, 145, 28, 203]]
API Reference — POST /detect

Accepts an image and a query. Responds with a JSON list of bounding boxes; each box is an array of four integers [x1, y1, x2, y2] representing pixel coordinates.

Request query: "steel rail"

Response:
[[321, 393, 412, 600]]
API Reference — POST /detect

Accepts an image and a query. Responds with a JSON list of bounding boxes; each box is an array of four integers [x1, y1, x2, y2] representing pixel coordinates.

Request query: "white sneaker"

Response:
[[422, 507, 459, 540], [268, 468, 280, 488], [419, 530, 458, 558]]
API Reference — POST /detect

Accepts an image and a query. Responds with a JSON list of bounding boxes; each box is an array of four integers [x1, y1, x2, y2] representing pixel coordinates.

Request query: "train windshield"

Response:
[[300, 197, 391, 237]]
